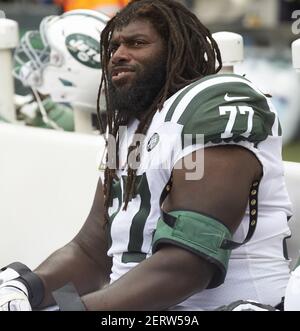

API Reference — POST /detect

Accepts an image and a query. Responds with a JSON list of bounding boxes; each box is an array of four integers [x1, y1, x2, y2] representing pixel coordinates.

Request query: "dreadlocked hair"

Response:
[[96, 0, 222, 223]]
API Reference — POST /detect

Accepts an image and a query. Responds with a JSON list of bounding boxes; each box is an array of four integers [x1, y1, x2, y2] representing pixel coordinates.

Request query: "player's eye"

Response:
[[109, 43, 119, 54], [131, 40, 147, 47]]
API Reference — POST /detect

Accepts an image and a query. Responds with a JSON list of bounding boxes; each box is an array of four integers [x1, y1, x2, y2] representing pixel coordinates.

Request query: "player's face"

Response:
[[108, 19, 166, 91], [107, 19, 167, 119]]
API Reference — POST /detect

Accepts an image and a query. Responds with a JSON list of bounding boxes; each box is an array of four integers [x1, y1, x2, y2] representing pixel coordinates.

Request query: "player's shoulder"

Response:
[[164, 73, 268, 123], [163, 73, 278, 146]]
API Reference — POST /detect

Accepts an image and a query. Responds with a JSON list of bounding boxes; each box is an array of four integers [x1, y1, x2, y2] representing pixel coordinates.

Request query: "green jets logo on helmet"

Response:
[[66, 33, 100, 69]]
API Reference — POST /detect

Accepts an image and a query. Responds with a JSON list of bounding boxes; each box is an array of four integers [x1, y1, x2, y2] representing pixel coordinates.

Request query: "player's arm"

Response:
[[34, 177, 112, 308], [79, 145, 262, 310]]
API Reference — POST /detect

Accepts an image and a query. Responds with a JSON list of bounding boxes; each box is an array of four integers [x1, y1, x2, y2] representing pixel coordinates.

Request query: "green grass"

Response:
[[283, 140, 300, 163]]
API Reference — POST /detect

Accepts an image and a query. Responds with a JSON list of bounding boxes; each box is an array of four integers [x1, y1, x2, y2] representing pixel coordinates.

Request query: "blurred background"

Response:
[[0, 0, 299, 161]]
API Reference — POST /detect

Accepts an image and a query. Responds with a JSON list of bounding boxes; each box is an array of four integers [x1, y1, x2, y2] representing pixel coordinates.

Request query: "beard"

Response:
[[108, 58, 166, 121]]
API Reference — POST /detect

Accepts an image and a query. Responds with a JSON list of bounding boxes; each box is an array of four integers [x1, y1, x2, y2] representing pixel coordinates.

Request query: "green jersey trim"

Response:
[[164, 74, 252, 122], [125, 174, 151, 261], [108, 174, 152, 264], [163, 74, 277, 147]]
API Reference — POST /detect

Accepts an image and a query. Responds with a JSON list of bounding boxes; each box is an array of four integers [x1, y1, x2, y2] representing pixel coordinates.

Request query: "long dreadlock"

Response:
[[96, 0, 222, 222]]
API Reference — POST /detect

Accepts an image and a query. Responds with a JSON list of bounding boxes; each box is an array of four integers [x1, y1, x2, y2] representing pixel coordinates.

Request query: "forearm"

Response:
[[34, 240, 110, 308], [81, 245, 215, 311]]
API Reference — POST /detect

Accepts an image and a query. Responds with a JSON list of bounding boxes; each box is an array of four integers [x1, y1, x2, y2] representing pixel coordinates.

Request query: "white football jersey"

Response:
[[104, 73, 293, 310]]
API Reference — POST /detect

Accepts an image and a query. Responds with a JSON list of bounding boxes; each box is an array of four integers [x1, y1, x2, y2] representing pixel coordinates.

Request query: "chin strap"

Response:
[[220, 180, 260, 249], [52, 283, 86, 311]]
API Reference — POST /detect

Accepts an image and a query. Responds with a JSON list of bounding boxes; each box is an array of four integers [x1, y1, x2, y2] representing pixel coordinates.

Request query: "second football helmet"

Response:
[[14, 9, 109, 113]]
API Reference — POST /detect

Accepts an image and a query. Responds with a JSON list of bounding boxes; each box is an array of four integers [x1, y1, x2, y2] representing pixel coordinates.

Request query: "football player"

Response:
[[0, 0, 293, 311]]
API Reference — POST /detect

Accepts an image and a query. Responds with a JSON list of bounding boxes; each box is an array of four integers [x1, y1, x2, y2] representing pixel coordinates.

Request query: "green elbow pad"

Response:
[[152, 210, 232, 288]]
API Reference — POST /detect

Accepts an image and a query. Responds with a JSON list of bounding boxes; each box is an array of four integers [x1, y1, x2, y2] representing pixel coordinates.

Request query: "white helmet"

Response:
[[13, 9, 109, 113]]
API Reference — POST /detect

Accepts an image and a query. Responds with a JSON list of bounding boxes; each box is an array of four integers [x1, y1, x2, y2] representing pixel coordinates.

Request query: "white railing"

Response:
[[0, 123, 104, 268]]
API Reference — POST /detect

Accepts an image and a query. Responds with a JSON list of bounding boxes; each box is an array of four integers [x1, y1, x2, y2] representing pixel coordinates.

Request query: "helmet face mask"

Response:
[[14, 9, 109, 113], [13, 30, 50, 87]]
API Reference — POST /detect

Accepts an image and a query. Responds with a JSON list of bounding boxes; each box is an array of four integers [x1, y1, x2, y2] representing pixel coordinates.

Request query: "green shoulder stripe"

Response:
[[164, 79, 204, 122], [163, 74, 277, 147], [165, 73, 222, 122], [164, 73, 251, 122]]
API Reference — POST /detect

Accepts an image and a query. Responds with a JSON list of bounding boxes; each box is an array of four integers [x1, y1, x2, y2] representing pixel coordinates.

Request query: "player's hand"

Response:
[[0, 280, 32, 311]]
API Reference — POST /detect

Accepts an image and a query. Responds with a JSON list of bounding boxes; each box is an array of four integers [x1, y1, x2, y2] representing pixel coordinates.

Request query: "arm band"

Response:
[[152, 210, 232, 288], [1, 262, 45, 307]]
